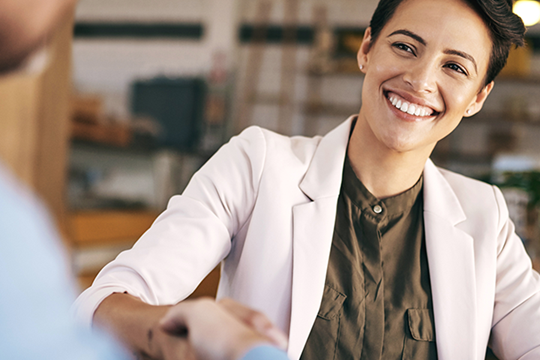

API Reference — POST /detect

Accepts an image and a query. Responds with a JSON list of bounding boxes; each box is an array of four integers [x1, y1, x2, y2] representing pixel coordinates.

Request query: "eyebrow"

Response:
[[388, 29, 426, 46], [388, 29, 478, 74], [444, 49, 478, 74]]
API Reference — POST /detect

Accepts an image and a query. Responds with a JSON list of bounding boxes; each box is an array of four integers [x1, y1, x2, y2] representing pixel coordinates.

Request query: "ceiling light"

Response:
[[514, 0, 540, 27]]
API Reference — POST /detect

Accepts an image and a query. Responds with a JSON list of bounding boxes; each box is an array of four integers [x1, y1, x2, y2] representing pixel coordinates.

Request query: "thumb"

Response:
[[159, 306, 189, 335]]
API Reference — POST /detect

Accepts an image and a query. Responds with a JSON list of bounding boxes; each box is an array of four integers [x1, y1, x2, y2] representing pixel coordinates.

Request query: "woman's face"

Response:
[[357, 0, 493, 155]]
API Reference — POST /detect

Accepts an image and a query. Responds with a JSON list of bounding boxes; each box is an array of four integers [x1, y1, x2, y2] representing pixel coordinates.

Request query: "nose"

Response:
[[402, 60, 437, 94]]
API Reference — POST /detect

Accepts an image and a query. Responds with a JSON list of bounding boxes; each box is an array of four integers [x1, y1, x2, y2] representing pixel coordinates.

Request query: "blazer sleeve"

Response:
[[72, 126, 267, 327], [489, 186, 540, 360]]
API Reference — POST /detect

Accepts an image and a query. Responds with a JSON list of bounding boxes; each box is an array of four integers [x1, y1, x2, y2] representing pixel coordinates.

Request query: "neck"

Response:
[[347, 116, 433, 199]]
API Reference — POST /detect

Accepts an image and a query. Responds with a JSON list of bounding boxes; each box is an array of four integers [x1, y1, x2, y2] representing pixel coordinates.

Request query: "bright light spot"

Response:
[[514, 0, 540, 26]]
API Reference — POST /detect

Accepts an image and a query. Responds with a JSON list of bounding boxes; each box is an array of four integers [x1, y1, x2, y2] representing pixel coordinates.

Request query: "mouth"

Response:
[[385, 91, 440, 118]]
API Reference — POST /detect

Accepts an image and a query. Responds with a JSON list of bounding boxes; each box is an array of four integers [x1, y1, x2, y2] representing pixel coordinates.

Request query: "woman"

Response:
[[74, 0, 540, 359]]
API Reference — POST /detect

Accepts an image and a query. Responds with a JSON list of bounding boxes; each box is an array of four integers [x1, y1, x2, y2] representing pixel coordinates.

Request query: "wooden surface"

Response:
[[71, 209, 159, 291], [71, 121, 131, 147], [188, 266, 221, 299], [68, 210, 159, 247]]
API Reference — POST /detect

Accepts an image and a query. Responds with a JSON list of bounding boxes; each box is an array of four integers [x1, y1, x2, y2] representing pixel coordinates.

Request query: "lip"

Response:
[[383, 88, 441, 121]]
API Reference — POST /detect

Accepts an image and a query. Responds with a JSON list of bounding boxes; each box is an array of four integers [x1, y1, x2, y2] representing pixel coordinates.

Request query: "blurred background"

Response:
[[1, 0, 540, 297]]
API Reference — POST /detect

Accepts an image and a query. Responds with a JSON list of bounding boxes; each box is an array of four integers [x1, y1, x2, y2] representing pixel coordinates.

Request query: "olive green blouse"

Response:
[[300, 156, 438, 360]]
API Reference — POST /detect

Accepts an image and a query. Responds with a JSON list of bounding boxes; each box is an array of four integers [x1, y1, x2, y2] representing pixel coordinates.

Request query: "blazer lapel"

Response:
[[423, 160, 478, 359], [288, 117, 353, 360], [288, 120, 479, 359]]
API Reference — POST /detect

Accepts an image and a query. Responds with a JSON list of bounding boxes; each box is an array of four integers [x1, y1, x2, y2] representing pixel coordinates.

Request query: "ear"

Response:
[[357, 27, 373, 73], [464, 81, 494, 117]]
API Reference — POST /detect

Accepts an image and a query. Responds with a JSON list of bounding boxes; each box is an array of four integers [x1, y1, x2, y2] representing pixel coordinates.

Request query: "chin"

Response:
[[380, 134, 432, 155]]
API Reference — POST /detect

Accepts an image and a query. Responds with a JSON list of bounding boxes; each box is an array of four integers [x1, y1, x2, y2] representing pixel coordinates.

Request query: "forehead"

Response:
[[381, 0, 492, 70]]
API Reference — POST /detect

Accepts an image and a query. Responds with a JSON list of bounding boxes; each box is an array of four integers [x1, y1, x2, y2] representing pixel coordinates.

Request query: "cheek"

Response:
[[371, 59, 402, 80], [451, 94, 470, 111], [441, 83, 479, 114]]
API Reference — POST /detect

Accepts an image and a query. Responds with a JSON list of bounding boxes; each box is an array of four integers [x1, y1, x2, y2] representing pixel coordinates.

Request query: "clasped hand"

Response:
[[153, 297, 288, 360]]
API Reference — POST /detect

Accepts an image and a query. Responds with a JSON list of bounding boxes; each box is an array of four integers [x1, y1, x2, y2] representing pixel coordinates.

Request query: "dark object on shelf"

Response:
[[131, 77, 207, 151], [74, 23, 204, 40], [334, 27, 365, 59], [239, 24, 313, 44]]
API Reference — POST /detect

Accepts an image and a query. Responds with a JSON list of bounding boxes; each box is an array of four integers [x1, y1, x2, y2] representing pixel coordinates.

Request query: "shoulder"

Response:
[[222, 126, 325, 179], [239, 126, 322, 159], [0, 163, 69, 280], [0, 164, 52, 234], [437, 166, 496, 197], [433, 165, 507, 226]]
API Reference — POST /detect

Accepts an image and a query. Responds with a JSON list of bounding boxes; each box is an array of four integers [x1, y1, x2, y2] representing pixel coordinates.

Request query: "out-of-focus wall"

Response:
[[238, 0, 376, 25], [73, 0, 239, 119]]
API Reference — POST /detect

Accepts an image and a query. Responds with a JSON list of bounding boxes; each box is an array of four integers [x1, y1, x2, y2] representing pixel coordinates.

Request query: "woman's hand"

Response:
[[160, 297, 288, 360], [94, 293, 196, 360]]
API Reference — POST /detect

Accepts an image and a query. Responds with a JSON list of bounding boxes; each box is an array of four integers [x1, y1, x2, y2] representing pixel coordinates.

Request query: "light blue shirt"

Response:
[[0, 165, 128, 359], [241, 345, 289, 360], [0, 164, 288, 360]]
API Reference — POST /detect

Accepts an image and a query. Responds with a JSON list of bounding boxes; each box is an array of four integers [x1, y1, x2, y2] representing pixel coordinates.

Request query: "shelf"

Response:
[[304, 101, 359, 117], [71, 120, 132, 147], [307, 68, 364, 77], [468, 112, 540, 126], [496, 75, 540, 84]]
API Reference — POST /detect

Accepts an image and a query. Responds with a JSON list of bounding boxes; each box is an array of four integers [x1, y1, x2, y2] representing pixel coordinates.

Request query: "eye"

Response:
[[445, 63, 468, 76], [392, 42, 416, 56]]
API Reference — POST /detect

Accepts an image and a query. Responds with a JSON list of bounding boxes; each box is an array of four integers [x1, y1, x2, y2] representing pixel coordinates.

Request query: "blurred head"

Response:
[[0, 0, 75, 74], [368, 0, 526, 86]]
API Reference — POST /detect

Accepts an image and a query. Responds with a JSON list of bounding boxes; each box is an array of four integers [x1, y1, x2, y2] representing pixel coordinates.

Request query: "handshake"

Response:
[[151, 297, 288, 360]]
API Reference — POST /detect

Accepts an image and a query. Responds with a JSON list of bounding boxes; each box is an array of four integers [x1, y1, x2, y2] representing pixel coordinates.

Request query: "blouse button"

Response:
[[373, 205, 383, 214]]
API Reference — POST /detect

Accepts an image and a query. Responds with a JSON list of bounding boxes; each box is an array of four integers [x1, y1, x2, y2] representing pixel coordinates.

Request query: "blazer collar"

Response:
[[289, 116, 353, 359], [299, 117, 467, 215], [423, 159, 467, 225], [298, 116, 354, 200]]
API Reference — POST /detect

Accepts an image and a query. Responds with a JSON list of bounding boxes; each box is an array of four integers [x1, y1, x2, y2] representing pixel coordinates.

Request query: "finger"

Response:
[[218, 298, 288, 350], [218, 298, 272, 330], [160, 298, 216, 335], [159, 303, 190, 335]]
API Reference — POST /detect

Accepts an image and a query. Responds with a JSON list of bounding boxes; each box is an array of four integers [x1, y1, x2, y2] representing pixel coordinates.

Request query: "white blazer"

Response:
[[74, 117, 540, 360]]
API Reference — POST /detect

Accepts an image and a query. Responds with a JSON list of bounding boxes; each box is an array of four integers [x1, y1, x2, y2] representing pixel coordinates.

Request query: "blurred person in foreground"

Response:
[[76, 0, 540, 359], [0, 0, 126, 358], [0, 0, 288, 359], [0, 1, 125, 358]]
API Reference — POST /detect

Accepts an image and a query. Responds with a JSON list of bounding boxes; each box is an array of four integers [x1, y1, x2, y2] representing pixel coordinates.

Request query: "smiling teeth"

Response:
[[388, 94, 433, 117]]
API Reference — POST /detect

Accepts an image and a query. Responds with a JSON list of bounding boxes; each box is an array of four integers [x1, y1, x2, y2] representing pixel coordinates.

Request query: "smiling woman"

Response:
[[350, 0, 495, 197], [74, 1, 540, 360]]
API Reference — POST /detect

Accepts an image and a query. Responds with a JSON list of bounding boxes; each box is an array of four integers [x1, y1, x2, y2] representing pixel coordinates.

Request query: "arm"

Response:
[[0, 168, 127, 360], [94, 295, 288, 360], [94, 293, 193, 360], [74, 127, 268, 356], [240, 346, 290, 360], [489, 187, 540, 360]]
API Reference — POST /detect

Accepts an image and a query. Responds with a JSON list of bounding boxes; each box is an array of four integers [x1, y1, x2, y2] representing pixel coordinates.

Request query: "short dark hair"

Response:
[[368, 0, 526, 86]]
